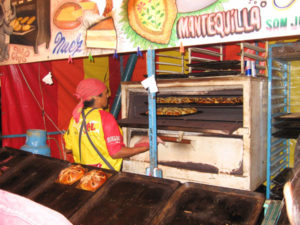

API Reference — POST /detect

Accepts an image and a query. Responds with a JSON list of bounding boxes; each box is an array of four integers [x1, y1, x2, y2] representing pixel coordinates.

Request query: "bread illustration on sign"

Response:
[[127, 0, 177, 44], [10, 16, 36, 33], [85, 17, 117, 49]]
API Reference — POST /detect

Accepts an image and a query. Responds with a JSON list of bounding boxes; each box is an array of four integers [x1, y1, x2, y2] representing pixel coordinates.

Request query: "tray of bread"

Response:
[[143, 107, 200, 117], [70, 172, 180, 225], [32, 164, 115, 219], [155, 96, 243, 106]]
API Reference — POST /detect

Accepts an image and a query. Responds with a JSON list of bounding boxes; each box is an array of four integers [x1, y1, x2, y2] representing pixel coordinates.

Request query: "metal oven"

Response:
[[10, 0, 50, 54], [119, 76, 267, 191]]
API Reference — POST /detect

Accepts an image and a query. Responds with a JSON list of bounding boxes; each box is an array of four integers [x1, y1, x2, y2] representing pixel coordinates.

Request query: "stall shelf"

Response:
[[266, 43, 294, 199]]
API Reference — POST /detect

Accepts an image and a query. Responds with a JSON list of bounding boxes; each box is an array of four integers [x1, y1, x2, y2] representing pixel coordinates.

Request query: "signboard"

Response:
[[0, 0, 299, 65]]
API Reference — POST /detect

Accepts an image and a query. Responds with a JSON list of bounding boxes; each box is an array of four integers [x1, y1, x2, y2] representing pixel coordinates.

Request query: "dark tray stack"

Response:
[[273, 113, 300, 139], [152, 60, 241, 80]]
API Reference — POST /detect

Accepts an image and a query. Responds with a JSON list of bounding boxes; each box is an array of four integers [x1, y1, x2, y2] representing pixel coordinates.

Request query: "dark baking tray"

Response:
[[0, 147, 32, 175], [144, 74, 188, 79], [187, 60, 241, 70], [70, 172, 180, 225], [150, 182, 265, 225], [31, 164, 116, 219], [0, 154, 68, 197], [188, 70, 241, 77]]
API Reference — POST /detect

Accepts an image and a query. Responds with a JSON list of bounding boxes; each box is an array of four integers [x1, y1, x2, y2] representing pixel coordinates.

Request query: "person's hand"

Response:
[[133, 136, 165, 148]]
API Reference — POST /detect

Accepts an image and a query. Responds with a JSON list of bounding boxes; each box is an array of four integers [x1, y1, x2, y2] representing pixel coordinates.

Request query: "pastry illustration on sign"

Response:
[[127, 0, 177, 44], [53, 1, 100, 30], [86, 17, 117, 49]]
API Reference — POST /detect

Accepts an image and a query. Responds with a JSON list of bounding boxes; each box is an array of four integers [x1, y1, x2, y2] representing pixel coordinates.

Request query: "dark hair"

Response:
[[83, 93, 103, 109], [83, 99, 95, 108]]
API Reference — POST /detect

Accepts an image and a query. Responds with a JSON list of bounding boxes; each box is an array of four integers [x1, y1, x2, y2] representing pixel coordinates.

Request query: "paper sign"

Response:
[[141, 75, 158, 93]]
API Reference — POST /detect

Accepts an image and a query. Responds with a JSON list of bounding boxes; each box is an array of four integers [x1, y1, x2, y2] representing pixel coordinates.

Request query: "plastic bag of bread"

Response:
[[77, 170, 107, 192], [57, 164, 86, 185]]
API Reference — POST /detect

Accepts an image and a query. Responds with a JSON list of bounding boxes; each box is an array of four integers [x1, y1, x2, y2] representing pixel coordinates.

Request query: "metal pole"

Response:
[[146, 49, 162, 178], [1, 131, 64, 139]]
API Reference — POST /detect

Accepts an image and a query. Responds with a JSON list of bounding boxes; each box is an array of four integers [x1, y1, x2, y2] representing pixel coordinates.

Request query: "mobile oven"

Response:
[[118, 76, 267, 191]]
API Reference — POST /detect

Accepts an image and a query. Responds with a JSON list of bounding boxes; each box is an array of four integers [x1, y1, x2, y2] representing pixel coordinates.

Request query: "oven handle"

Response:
[[159, 136, 191, 144]]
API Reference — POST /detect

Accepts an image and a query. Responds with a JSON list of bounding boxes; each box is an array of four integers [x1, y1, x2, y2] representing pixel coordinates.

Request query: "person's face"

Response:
[[93, 88, 110, 109]]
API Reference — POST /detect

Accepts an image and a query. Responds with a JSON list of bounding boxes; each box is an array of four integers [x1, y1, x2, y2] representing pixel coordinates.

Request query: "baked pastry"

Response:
[[86, 17, 117, 49], [58, 165, 86, 185], [127, 0, 177, 44], [157, 97, 194, 104], [77, 170, 107, 192], [156, 96, 243, 104], [147, 107, 197, 116]]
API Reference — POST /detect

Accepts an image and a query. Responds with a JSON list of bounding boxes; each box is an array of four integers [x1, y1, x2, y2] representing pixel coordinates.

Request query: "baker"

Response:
[[64, 78, 154, 171]]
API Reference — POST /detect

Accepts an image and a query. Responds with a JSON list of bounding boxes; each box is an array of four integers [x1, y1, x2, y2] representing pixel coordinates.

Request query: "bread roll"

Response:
[[78, 170, 107, 192], [58, 165, 86, 185]]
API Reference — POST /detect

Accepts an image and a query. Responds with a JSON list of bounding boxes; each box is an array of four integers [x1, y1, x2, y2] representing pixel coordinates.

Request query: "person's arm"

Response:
[[110, 146, 149, 159]]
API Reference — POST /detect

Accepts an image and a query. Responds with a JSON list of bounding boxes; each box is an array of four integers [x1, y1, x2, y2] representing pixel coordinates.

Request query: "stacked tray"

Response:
[[70, 172, 180, 225], [150, 182, 265, 225]]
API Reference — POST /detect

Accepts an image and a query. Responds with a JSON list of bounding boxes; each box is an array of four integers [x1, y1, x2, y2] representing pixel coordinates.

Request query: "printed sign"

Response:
[[0, 0, 298, 65]]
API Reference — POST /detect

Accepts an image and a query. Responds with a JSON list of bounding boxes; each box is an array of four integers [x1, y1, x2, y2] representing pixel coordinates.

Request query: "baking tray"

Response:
[[187, 70, 241, 77], [0, 153, 68, 197], [31, 164, 116, 219], [187, 60, 241, 70], [0, 147, 32, 175], [150, 182, 265, 225], [70, 172, 180, 225]]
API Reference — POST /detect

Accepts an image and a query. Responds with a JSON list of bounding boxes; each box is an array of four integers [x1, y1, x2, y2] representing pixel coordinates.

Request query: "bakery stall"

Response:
[[2, 0, 300, 224], [115, 40, 267, 192]]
